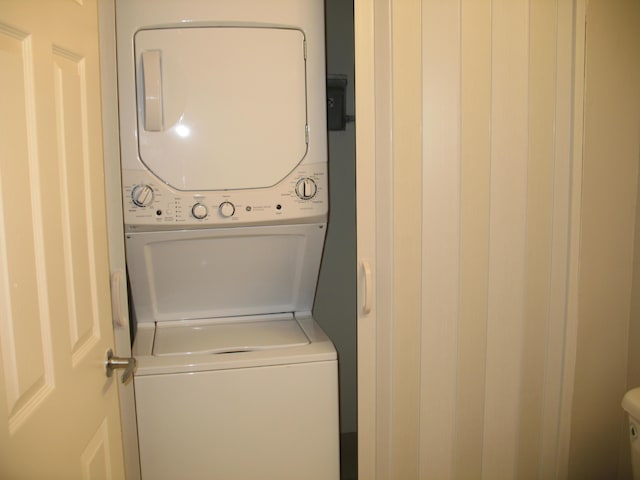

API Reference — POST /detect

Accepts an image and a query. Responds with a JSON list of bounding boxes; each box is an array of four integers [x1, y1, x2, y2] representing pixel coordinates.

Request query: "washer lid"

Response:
[[153, 314, 309, 356], [134, 26, 308, 191]]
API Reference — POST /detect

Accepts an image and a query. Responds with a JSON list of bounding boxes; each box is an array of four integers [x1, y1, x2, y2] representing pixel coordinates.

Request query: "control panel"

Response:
[[122, 162, 327, 231]]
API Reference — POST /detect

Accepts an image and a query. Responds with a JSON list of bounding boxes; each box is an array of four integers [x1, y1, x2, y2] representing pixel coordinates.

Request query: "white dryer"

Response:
[[114, 1, 338, 478]]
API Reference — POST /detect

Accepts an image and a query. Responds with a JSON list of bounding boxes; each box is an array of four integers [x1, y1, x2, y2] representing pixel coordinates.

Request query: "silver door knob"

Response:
[[105, 349, 136, 384]]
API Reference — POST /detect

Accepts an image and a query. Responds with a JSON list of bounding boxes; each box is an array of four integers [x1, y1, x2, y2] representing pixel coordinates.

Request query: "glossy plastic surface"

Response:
[[126, 223, 325, 323]]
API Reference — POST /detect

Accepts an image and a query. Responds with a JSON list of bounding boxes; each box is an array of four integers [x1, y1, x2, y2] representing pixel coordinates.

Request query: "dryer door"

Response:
[[134, 27, 308, 191]]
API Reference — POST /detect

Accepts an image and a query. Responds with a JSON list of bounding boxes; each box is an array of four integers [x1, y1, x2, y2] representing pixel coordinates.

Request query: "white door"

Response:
[[0, 0, 126, 478]]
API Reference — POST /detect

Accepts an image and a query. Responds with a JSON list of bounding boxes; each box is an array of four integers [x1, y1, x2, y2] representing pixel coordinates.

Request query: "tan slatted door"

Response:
[[0, 0, 125, 478]]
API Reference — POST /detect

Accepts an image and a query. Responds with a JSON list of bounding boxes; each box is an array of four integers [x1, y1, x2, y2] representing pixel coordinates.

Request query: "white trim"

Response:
[[354, 0, 377, 477], [97, 1, 141, 478], [355, 0, 395, 477]]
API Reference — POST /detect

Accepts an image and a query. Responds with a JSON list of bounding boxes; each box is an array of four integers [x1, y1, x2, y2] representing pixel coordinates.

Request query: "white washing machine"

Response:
[[114, 1, 339, 478]]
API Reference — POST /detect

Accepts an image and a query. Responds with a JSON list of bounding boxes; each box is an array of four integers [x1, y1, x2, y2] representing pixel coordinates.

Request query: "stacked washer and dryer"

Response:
[[114, 1, 339, 478]]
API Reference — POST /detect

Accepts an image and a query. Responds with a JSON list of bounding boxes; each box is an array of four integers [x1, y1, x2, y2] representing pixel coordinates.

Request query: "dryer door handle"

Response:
[[142, 49, 163, 132]]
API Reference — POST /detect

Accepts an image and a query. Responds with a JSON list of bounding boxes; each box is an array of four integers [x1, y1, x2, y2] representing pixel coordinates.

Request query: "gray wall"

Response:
[[313, 0, 357, 434]]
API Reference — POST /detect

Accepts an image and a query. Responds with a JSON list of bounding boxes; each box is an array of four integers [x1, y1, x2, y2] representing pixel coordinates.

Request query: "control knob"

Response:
[[191, 203, 208, 219], [219, 201, 235, 218], [295, 177, 317, 200], [131, 184, 154, 207]]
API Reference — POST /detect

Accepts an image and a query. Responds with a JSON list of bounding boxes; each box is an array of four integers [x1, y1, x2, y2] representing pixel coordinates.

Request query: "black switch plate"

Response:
[[327, 76, 348, 131]]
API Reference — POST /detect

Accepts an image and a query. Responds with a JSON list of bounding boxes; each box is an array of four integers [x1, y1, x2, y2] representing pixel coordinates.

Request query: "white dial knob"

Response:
[[191, 203, 208, 219], [295, 177, 317, 200], [131, 184, 154, 207], [219, 201, 235, 218]]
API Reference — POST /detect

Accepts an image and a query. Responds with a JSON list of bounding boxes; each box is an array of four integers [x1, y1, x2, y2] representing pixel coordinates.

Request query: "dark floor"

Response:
[[340, 432, 357, 480]]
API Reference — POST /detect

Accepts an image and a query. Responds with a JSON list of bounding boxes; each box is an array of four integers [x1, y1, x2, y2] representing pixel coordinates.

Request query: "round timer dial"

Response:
[[131, 184, 154, 207], [295, 177, 317, 200], [219, 201, 235, 218], [191, 203, 208, 219]]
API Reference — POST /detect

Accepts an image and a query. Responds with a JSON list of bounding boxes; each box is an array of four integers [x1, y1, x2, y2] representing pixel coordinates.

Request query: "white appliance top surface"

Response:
[[133, 313, 336, 375], [153, 314, 309, 356]]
